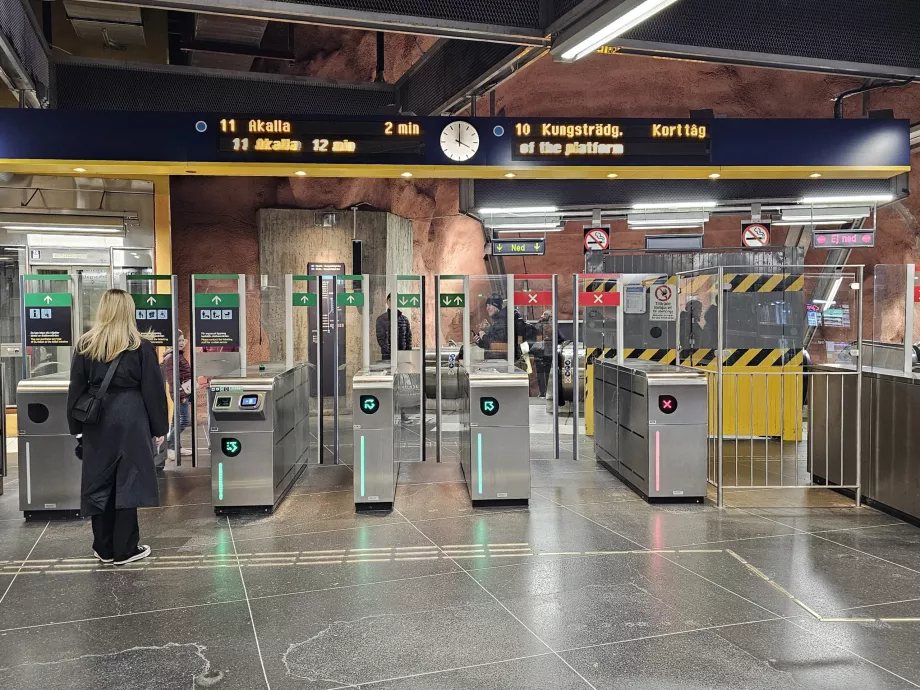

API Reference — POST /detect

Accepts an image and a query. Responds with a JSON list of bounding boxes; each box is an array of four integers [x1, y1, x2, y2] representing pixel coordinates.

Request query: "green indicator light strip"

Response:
[[292, 275, 318, 281], [218, 462, 224, 501], [397, 275, 421, 280], [360, 436, 366, 497], [439, 275, 466, 280], [194, 274, 238, 280], [477, 433, 483, 495], [341, 274, 363, 280]]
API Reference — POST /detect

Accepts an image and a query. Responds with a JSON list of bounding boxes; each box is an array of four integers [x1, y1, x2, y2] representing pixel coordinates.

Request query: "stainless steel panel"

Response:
[[647, 424, 708, 498], [210, 363, 310, 510], [353, 370, 396, 506], [475, 426, 530, 500], [16, 373, 72, 436]]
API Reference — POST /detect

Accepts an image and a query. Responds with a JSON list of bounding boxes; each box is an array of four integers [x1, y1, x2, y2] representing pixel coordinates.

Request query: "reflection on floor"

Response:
[[1, 434, 920, 689]]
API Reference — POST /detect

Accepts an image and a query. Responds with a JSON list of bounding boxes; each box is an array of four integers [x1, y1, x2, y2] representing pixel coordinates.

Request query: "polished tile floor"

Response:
[[1, 432, 920, 689]]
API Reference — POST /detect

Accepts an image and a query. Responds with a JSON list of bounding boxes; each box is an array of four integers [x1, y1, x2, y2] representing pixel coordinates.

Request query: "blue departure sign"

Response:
[[360, 395, 380, 414], [480, 397, 499, 416], [222, 438, 242, 457]]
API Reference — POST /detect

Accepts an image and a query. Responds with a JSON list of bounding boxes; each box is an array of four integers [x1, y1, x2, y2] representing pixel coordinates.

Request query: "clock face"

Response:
[[440, 121, 480, 162]]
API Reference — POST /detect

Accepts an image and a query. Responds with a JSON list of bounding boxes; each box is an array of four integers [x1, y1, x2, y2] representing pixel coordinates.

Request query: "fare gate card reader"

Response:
[[353, 371, 396, 511]]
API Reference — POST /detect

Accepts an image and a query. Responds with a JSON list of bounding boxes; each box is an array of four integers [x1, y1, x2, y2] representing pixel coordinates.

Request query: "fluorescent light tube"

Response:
[[4, 225, 124, 235], [771, 221, 847, 227], [632, 201, 717, 210], [489, 222, 561, 229], [823, 277, 843, 312], [781, 206, 870, 222], [799, 194, 893, 204], [479, 206, 557, 215], [561, 0, 679, 61], [494, 227, 564, 234]]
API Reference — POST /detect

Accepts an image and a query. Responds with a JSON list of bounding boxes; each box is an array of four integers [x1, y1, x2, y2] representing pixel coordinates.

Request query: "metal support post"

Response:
[[332, 276, 340, 464], [905, 264, 916, 376], [716, 267, 725, 508], [238, 274, 248, 370], [284, 274, 294, 370], [616, 283, 625, 365], [420, 275, 427, 461], [189, 276, 198, 466], [572, 274, 580, 460], [0, 361, 7, 483], [435, 276, 442, 462], [506, 274, 515, 368], [855, 265, 864, 508], [362, 274, 371, 370], [170, 275, 182, 465], [552, 273, 559, 459]]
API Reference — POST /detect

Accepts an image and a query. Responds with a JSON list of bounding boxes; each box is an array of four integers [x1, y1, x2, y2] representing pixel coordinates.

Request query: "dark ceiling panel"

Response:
[[280, 0, 541, 29], [471, 177, 905, 211], [52, 58, 396, 113], [618, 0, 920, 75], [397, 39, 528, 115]]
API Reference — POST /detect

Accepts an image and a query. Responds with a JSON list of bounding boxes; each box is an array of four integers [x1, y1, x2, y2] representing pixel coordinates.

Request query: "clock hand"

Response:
[[459, 141, 473, 150]]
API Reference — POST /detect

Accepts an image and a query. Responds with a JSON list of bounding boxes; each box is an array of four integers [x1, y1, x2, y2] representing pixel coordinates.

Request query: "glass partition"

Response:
[[21, 273, 74, 379], [870, 264, 918, 374], [393, 275, 425, 463], [0, 247, 24, 405]]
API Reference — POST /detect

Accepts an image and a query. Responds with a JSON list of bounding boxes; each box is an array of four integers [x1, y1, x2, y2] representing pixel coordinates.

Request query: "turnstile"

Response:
[[459, 364, 531, 504], [17, 373, 81, 518], [594, 359, 708, 502], [353, 370, 396, 510], [209, 363, 311, 513]]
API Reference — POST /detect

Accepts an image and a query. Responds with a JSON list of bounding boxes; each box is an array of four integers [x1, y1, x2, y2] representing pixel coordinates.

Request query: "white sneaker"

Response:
[[167, 449, 176, 460], [114, 545, 151, 566], [180, 448, 193, 456]]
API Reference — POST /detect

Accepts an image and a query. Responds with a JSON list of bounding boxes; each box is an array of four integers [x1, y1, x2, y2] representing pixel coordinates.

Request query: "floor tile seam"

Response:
[[226, 516, 272, 690], [784, 616, 920, 688], [319, 652, 560, 689], [744, 508, 920, 577], [402, 507, 530, 525], [555, 616, 782, 656], [827, 596, 920, 614], [392, 507, 598, 689], [0, 520, 48, 607], [530, 490, 648, 549]]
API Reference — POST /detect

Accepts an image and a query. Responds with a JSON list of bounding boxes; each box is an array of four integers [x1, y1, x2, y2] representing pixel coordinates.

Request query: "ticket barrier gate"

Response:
[[353, 370, 396, 510], [17, 373, 81, 519], [459, 364, 531, 504], [209, 363, 311, 513], [594, 360, 708, 502]]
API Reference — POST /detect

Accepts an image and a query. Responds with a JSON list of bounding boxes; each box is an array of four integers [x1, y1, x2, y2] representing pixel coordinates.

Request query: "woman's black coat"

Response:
[[66, 339, 169, 515]]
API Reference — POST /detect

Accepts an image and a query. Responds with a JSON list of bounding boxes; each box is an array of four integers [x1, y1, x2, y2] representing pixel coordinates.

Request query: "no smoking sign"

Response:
[[584, 227, 609, 252], [741, 222, 771, 248]]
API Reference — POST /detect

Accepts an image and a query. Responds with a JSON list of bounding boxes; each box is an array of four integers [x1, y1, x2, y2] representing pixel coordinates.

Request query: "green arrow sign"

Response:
[[24, 293, 72, 307], [480, 396, 499, 416], [360, 394, 379, 414], [221, 437, 242, 457], [397, 293, 421, 309], [194, 293, 240, 308], [439, 293, 465, 308], [292, 292, 317, 307], [131, 293, 171, 308], [336, 292, 365, 307]]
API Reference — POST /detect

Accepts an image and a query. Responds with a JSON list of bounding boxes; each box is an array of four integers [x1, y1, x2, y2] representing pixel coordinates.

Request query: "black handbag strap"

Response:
[[93, 352, 123, 400]]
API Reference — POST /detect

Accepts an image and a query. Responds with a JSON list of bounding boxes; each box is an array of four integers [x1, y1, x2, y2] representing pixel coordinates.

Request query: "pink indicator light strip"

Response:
[[655, 430, 661, 493]]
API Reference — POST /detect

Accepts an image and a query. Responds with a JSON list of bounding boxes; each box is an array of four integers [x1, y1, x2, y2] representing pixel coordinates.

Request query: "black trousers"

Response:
[[534, 356, 553, 396], [91, 490, 139, 561]]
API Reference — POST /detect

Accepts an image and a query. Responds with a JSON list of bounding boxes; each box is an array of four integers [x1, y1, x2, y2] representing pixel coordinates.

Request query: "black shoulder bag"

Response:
[[71, 353, 123, 425]]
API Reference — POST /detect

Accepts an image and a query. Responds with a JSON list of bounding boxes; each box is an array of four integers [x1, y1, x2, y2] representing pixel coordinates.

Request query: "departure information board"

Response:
[[509, 120, 710, 163], [216, 117, 425, 161]]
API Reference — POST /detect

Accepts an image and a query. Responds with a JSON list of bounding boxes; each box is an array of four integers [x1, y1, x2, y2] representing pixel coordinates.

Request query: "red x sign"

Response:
[[513, 291, 553, 306], [579, 291, 620, 307], [915, 285, 920, 303]]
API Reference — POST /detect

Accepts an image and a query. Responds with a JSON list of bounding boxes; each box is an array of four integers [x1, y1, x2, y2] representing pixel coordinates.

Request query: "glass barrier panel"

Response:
[[435, 275, 466, 463], [0, 247, 24, 406], [22, 273, 73, 380], [468, 275, 512, 365], [394, 275, 424, 463]]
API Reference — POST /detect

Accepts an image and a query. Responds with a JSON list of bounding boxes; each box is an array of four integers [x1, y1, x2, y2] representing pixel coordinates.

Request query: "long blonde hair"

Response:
[[77, 289, 143, 362]]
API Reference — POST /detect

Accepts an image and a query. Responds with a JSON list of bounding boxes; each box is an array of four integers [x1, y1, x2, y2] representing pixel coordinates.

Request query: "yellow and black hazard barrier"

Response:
[[722, 273, 805, 293]]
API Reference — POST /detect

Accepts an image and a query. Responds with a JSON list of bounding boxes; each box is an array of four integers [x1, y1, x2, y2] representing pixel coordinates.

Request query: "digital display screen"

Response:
[[215, 396, 231, 408], [812, 230, 875, 248], [240, 395, 259, 408], [217, 118, 425, 161], [491, 240, 545, 256], [510, 120, 710, 163]]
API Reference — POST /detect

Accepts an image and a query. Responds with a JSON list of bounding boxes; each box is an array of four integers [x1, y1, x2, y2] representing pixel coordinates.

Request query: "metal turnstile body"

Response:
[[209, 363, 310, 512], [459, 364, 531, 503], [594, 359, 708, 502], [17, 373, 81, 518], [352, 370, 396, 509]]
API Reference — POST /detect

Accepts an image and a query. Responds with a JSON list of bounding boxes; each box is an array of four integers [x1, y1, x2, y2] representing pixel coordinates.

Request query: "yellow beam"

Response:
[[0, 160, 907, 180]]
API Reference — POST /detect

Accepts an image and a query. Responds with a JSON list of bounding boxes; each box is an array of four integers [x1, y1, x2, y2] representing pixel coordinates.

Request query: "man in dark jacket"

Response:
[[475, 294, 528, 361], [376, 293, 412, 361]]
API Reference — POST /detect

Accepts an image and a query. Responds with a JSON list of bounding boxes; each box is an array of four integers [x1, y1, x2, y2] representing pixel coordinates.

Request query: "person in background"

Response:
[[66, 289, 169, 567], [531, 310, 555, 398], [376, 293, 412, 361], [160, 329, 192, 466], [475, 293, 527, 362]]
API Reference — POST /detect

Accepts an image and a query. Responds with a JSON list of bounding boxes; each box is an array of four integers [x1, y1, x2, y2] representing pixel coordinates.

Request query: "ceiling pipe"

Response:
[[832, 77, 912, 118]]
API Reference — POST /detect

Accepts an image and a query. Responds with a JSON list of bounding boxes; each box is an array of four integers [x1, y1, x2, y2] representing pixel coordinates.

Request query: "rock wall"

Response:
[[171, 51, 920, 342]]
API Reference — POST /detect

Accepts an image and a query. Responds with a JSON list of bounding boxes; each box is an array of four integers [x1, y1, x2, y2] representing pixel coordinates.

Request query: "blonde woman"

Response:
[[66, 289, 169, 566]]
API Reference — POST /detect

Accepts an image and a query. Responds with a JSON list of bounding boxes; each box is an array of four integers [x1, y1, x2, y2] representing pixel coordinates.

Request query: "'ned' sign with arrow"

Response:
[[491, 240, 545, 256], [132, 293, 173, 346], [397, 293, 421, 309], [194, 292, 241, 348], [24, 292, 73, 346]]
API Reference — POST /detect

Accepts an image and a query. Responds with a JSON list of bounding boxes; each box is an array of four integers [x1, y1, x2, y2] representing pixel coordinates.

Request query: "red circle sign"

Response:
[[742, 223, 771, 248], [654, 285, 672, 302], [584, 228, 609, 251]]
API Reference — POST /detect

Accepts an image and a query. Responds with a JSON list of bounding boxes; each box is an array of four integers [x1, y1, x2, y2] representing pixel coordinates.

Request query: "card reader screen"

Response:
[[240, 395, 259, 408], [215, 397, 231, 408]]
